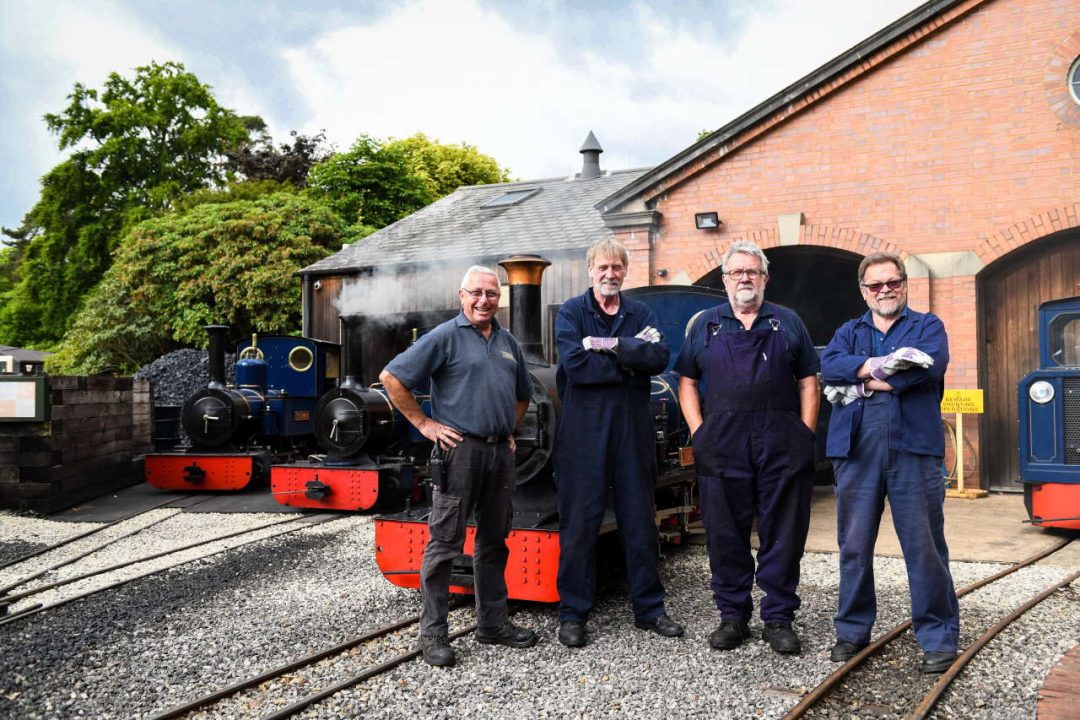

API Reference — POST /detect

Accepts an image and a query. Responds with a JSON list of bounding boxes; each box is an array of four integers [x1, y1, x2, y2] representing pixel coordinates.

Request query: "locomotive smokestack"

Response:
[[205, 325, 229, 390], [498, 255, 551, 364], [339, 314, 365, 390]]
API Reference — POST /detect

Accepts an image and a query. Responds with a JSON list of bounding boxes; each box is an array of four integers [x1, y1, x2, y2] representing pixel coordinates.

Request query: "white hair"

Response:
[[721, 241, 770, 274], [460, 265, 499, 289]]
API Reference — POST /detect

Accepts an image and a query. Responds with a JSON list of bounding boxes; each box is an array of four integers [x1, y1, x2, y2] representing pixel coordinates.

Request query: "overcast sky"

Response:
[[0, 0, 926, 233]]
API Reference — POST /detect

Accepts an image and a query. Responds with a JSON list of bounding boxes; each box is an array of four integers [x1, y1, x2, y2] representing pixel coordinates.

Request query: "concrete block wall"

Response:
[[0, 376, 152, 513]]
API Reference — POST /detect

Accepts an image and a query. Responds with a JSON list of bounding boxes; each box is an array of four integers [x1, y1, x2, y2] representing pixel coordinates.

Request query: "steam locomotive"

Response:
[[144, 326, 338, 491]]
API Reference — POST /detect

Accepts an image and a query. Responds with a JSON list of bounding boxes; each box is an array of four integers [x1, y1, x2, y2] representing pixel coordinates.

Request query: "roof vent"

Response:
[[579, 131, 603, 180]]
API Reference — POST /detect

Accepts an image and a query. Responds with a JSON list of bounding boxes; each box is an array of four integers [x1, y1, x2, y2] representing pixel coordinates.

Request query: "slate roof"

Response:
[[0, 345, 50, 362], [301, 167, 650, 275]]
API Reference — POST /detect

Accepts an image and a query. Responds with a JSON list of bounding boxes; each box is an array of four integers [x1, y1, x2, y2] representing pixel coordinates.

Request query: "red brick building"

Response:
[[600, 0, 1079, 490]]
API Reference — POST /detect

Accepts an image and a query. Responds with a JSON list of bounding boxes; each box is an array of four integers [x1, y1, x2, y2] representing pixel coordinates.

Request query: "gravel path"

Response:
[[0, 510, 1074, 720]]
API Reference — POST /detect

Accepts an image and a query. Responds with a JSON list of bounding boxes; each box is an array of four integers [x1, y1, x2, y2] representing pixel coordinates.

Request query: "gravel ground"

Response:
[[0, 510, 1075, 720]]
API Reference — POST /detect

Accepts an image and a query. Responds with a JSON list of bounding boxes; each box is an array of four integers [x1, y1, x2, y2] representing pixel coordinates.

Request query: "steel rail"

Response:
[[782, 536, 1073, 719], [909, 569, 1080, 720], [0, 494, 197, 572], [0, 497, 216, 596], [0, 513, 344, 627], [0, 513, 311, 606], [148, 613, 426, 720], [259, 624, 478, 720]]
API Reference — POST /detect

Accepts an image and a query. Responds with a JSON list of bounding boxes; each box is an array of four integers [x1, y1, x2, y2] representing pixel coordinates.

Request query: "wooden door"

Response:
[[978, 230, 1080, 490]]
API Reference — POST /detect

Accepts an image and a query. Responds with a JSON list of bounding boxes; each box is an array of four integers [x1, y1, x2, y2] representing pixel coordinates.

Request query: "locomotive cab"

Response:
[[1017, 296, 1080, 530]]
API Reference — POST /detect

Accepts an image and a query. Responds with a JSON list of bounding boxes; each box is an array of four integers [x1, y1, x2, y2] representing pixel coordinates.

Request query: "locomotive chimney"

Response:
[[205, 325, 230, 390], [338, 314, 365, 390], [498, 255, 551, 364]]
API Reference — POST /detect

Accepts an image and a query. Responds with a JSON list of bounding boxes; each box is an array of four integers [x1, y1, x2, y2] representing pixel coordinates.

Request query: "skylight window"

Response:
[[482, 188, 540, 208]]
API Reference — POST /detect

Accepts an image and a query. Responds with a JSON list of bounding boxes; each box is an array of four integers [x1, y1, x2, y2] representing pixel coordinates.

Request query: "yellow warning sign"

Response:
[[941, 389, 984, 414]]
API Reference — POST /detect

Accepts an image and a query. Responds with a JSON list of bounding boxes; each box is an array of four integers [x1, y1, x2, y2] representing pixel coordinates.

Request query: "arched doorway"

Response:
[[977, 229, 1080, 491], [695, 245, 866, 345]]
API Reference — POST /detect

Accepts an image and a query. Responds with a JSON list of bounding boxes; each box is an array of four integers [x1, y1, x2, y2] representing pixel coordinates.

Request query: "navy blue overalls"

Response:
[[691, 311, 815, 624], [554, 295, 667, 625]]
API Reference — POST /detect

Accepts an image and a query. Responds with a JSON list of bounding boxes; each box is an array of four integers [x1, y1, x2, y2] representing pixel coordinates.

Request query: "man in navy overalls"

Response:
[[821, 251, 959, 674], [553, 238, 684, 648], [676, 241, 820, 655]]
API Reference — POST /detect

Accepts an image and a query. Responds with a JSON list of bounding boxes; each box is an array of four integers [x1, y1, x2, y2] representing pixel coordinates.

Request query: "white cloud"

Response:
[[279, 0, 923, 182], [0, 0, 184, 227]]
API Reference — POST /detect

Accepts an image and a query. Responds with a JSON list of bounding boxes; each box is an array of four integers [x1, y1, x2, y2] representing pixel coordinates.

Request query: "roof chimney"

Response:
[[579, 131, 603, 180]]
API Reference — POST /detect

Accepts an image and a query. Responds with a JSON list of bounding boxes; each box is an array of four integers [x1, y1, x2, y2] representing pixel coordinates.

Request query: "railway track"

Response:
[[0, 503, 345, 627], [150, 603, 478, 720], [784, 536, 1077, 719]]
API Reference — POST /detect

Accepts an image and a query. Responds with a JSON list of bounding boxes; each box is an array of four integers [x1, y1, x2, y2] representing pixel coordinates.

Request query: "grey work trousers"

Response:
[[420, 436, 514, 636]]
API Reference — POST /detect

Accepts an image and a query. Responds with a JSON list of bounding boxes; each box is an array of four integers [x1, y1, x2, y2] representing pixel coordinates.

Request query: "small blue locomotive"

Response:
[[1017, 296, 1080, 530], [145, 325, 338, 490]]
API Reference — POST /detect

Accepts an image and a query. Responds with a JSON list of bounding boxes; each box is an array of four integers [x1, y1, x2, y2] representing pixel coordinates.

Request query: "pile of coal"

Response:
[[134, 349, 237, 407]]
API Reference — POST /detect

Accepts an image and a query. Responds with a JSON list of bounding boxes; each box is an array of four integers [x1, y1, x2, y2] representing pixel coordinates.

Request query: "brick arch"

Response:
[[975, 204, 1080, 265], [687, 225, 905, 281]]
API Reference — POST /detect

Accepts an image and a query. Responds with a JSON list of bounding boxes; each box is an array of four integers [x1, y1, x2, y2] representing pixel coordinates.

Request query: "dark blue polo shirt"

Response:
[[384, 313, 531, 437], [675, 300, 820, 380]]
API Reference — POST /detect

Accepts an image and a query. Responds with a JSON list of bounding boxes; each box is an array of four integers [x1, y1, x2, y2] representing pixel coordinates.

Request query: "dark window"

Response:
[[482, 188, 540, 208]]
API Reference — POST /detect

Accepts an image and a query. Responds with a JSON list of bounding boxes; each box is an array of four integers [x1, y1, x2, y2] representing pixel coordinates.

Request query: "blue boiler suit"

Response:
[[553, 290, 670, 624], [675, 302, 818, 624], [822, 307, 959, 653]]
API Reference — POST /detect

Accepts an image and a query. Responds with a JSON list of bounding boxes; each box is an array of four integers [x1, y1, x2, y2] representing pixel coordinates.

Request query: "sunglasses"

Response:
[[861, 279, 905, 294]]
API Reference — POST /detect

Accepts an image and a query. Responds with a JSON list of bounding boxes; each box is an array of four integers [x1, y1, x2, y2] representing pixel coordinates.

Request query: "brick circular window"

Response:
[[1045, 32, 1080, 127], [1071, 56, 1080, 105]]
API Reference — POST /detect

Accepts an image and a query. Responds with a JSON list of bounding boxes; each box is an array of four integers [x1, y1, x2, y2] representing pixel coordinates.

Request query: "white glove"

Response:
[[824, 383, 873, 405], [868, 347, 934, 380], [634, 326, 661, 343], [582, 336, 618, 353]]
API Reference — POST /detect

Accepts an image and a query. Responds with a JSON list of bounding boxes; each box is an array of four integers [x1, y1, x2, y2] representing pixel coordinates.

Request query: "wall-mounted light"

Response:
[[694, 212, 721, 230], [655, 269, 668, 278]]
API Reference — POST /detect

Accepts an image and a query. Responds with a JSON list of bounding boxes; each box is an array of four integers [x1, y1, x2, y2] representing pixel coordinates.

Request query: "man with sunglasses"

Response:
[[380, 265, 538, 668], [821, 251, 959, 675], [676, 241, 820, 655]]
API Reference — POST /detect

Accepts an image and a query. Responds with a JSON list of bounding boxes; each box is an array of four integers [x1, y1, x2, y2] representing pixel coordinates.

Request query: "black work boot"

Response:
[[558, 621, 587, 647], [920, 651, 956, 674], [829, 640, 867, 662], [634, 613, 685, 638], [475, 621, 538, 649], [419, 634, 455, 667], [708, 621, 751, 650], [762, 623, 801, 655]]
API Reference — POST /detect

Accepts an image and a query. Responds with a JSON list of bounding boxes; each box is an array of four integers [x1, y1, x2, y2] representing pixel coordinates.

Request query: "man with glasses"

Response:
[[380, 265, 538, 667], [821, 251, 959, 674], [553, 237, 684, 648], [675, 241, 819, 655]]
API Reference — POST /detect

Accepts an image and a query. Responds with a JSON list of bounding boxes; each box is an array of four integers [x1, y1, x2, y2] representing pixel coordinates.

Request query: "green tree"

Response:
[[387, 132, 510, 198], [305, 135, 430, 237], [0, 61, 250, 347], [48, 192, 345, 374], [306, 133, 510, 238]]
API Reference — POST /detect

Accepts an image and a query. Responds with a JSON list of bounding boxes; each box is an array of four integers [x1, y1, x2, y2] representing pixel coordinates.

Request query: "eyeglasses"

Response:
[[724, 269, 764, 279], [861, 279, 905, 294], [462, 288, 500, 300]]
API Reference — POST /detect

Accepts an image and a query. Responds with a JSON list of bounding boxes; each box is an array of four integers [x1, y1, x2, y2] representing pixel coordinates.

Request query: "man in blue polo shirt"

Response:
[[676, 241, 819, 655], [821, 251, 958, 674], [380, 265, 538, 668]]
